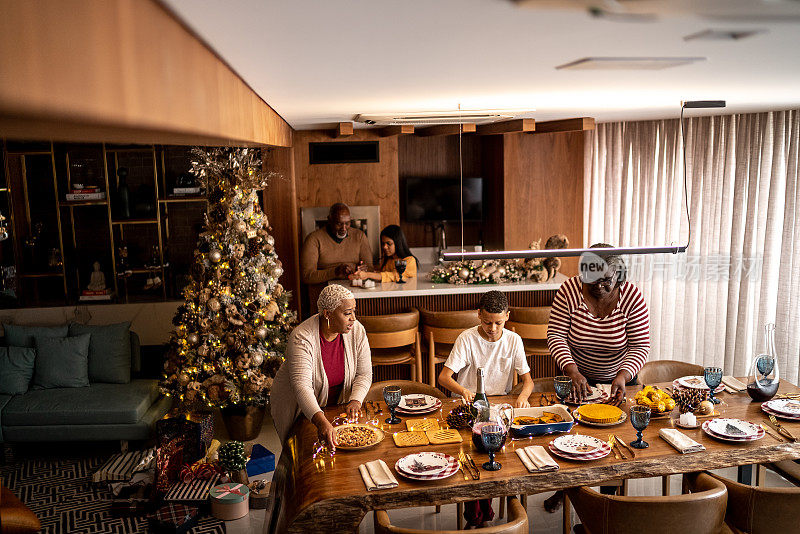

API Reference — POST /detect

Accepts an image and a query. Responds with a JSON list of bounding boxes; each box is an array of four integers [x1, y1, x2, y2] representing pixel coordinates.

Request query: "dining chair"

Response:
[[360, 309, 423, 383], [374, 496, 528, 534], [507, 306, 557, 385], [419, 308, 480, 388], [567, 471, 728, 534], [686, 470, 800, 534], [765, 460, 800, 487], [637, 359, 704, 495]]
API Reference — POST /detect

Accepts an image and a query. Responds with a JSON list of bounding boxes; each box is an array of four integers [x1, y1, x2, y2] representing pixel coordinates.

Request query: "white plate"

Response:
[[396, 452, 450, 476], [707, 418, 759, 439], [399, 394, 438, 411], [565, 386, 606, 405], [677, 376, 715, 390], [764, 399, 800, 417], [551, 434, 605, 455]]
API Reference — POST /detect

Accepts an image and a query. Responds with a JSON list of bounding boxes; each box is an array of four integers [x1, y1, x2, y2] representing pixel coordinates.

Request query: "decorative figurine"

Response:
[[87, 261, 106, 292]]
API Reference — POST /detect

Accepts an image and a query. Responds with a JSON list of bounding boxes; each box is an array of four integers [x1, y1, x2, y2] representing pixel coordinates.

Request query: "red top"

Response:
[[320, 327, 345, 404]]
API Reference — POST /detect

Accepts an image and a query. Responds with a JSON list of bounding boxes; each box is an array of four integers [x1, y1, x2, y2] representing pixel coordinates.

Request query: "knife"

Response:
[[611, 436, 628, 460], [458, 460, 470, 480], [769, 418, 798, 442], [612, 434, 636, 458], [465, 453, 481, 480], [760, 423, 785, 442]]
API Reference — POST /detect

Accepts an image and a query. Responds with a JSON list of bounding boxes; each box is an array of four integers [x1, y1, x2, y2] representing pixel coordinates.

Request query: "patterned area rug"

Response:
[[0, 453, 225, 534]]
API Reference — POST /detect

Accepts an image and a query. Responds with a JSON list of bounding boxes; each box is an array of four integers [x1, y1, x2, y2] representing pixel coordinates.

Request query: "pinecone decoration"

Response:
[[247, 236, 262, 256], [218, 440, 247, 471], [672, 388, 709, 414], [446, 405, 476, 429]]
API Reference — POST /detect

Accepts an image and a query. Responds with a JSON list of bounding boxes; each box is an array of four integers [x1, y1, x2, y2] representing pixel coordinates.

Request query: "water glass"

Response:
[[395, 259, 407, 284], [554, 376, 572, 404], [630, 405, 651, 449], [481, 424, 505, 471], [704, 367, 723, 405], [383, 385, 402, 424]]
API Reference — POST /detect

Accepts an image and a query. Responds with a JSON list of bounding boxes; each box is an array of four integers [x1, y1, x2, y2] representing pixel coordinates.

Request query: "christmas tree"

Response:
[[160, 147, 296, 408]]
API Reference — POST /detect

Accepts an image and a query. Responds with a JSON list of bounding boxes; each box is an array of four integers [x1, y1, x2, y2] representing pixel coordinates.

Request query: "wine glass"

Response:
[[629, 405, 651, 449], [554, 376, 572, 404], [481, 424, 505, 471], [704, 367, 723, 405], [394, 259, 407, 284], [383, 385, 402, 424]]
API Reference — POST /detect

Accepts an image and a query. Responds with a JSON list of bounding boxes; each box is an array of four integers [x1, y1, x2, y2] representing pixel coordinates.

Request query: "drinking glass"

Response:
[[394, 259, 407, 284], [629, 405, 651, 449], [554, 376, 572, 404], [481, 424, 505, 471], [704, 367, 723, 405], [383, 385, 402, 424]]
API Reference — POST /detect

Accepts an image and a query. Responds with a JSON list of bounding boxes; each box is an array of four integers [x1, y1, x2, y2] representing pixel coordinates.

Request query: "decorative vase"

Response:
[[221, 404, 266, 441]]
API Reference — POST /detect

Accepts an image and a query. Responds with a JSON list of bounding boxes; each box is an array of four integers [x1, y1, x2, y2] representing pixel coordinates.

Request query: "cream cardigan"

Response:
[[270, 314, 372, 443]]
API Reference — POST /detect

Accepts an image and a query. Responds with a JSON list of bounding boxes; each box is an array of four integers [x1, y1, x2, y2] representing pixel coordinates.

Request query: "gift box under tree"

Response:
[[156, 411, 213, 464], [148, 502, 200, 534]]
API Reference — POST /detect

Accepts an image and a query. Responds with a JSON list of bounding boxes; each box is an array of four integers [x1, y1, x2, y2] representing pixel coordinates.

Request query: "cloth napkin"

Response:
[[659, 428, 705, 454], [515, 446, 559, 472], [722, 376, 747, 392], [359, 459, 398, 491]]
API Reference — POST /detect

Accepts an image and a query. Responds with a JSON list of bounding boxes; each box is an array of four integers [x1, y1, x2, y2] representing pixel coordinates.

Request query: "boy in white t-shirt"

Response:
[[439, 291, 534, 408], [437, 290, 535, 528]]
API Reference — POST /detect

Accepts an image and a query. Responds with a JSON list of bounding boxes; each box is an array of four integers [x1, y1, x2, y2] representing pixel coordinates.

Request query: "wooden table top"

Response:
[[267, 380, 800, 534]]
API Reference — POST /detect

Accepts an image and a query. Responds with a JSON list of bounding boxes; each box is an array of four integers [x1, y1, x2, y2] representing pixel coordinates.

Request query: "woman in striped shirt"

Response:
[[547, 245, 650, 406]]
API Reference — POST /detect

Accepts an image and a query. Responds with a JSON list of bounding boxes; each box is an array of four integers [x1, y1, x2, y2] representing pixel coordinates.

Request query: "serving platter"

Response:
[[334, 424, 385, 450]]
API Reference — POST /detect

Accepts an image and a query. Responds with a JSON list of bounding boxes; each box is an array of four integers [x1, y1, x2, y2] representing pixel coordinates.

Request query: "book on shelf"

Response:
[[79, 291, 113, 302], [66, 192, 106, 201], [171, 187, 202, 195]]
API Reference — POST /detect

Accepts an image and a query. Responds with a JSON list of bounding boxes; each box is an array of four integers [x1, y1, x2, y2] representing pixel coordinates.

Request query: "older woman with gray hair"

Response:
[[270, 284, 372, 450]]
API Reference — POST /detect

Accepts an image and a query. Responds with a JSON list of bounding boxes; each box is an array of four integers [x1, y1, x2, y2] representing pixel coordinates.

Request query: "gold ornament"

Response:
[[251, 352, 264, 366], [458, 267, 470, 280], [234, 220, 247, 233], [208, 298, 221, 312], [264, 301, 279, 321], [210, 250, 222, 263], [255, 326, 267, 339], [187, 333, 199, 345]]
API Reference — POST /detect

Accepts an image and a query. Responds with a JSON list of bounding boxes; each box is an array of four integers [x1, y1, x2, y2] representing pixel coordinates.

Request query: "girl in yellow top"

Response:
[[349, 225, 418, 283]]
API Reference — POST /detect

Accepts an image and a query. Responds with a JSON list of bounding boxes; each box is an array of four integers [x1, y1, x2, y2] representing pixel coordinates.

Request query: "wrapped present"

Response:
[[246, 444, 275, 477], [110, 485, 154, 517], [155, 438, 186, 495], [249, 479, 271, 510], [93, 448, 155, 484], [210, 482, 250, 521], [148, 503, 199, 534], [156, 411, 214, 463], [179, 461, 221, 484], [164, 473, 220, 506]]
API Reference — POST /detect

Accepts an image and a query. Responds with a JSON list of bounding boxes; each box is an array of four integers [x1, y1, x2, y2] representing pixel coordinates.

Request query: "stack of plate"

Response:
[[547, 434, 611, 461], [673, 376, 725, 394], [762, 399, 800, 421], [564, 386, 608, 406], [701, 418, 764, 442], [393, 452, 459, 481], [395, 394, 442, 416]]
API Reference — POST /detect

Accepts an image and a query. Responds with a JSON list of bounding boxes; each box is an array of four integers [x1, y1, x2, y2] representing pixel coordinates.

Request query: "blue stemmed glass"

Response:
[[554, 376, 572, 404], [383, 385, 402, 424], [481, 424, 505, 471], [394, 259, 407, 284], [629, 405, 651, 449], [704, 367, 723, 405]]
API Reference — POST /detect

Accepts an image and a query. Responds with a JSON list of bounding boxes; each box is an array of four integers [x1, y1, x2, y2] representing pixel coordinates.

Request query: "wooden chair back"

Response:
[[359, 309, 419, 333], [567, 472, 727, 534], [507, 322, 547, 340], [364, 380, 447, 403], [638, 360, 705, 384], [366, 328, 417, 349], [688, 471, 800, 534], [419, 308, 480, 387], [509, 306, 551, 325], [374, 496, 528, 534], [509, 377, 556, 396]]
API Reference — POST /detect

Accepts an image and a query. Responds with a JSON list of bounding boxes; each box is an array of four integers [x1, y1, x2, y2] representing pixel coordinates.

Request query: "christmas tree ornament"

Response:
[[208, 298, 221, 312], [210, 250, 222, 263], [458, 267, 470, 280], [234, 220, 247, 233], [265, 235, 275, 247], [251, 353, 264, 366], [187, 333, 199, 345], [255, 326, 267, 339]]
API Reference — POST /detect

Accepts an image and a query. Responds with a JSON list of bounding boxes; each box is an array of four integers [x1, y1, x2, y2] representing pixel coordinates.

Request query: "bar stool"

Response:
[[568, 472, 728, 534], [374, 496, 528, 534], [506, 306, 557, 385], [419, 308, 479, 388], [359, 309, 423, 383]]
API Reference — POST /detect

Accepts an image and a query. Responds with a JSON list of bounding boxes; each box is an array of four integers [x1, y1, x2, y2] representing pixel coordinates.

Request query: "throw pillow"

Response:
[[0, 346, 37, 394], [68, 322, 132, 383], [32, 334, 91, 389], [3, 324, 68, 348]]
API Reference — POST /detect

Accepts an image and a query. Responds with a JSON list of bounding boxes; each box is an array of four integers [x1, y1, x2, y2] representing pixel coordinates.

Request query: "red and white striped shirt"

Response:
[[547, 276, 650, 382]]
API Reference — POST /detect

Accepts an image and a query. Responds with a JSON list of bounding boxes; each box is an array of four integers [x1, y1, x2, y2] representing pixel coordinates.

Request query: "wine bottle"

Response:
[[473, 367, 490, 421]]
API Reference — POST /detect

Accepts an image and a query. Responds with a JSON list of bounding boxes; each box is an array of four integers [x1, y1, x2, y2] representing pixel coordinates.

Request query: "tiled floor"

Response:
[[234, 413, 797, 533]]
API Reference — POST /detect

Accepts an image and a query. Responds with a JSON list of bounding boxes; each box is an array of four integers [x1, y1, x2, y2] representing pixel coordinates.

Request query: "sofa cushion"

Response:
[[1, 379, 161, 426], [0, 394, 12, 441], [0, 347, 37, 394], [32, 334, 91, 390], [69, 322, 132, 384], [2, 324, 68, 348]]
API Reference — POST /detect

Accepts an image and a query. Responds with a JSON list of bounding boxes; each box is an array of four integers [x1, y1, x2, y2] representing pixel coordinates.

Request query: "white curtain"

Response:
[[584, 110, 800, 384]]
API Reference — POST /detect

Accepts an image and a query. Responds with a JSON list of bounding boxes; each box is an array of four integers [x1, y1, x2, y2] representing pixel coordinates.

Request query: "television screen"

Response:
[[404, 177, 483, 222]]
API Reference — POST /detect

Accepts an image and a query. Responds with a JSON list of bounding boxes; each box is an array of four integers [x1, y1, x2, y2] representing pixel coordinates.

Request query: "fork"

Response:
[[761, 423, 784, 442], [465, 453, 481, 480], [769, 415, 798, 442], [607, 435, 621, 460], [609, 435, 628, 460]]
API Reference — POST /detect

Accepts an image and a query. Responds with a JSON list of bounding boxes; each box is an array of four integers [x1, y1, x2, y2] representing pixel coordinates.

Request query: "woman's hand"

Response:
[[460, 388, 475, 404], [608, 371, 629, 407], [345, 400, 362, 421], [564, 364, 590, 403], [311, 411, 337, 452], [515, 395, 531, 408], [349, 270, 368, 280]]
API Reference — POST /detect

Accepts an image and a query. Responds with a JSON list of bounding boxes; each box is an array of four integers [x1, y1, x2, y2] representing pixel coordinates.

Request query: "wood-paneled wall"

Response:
[[0, 0, 291, 147]]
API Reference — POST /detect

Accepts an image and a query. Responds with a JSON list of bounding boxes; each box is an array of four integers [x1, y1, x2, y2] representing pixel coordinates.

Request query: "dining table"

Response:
[[266, 379, 800, 533]]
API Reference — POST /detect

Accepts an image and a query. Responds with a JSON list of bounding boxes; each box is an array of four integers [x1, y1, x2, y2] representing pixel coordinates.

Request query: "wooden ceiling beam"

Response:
[[378, 125, 415, 137], [334, 122, 354, 137], [415, 123, 477, 137], [533, 118, 595, 134], [477, 118, 535, 135]]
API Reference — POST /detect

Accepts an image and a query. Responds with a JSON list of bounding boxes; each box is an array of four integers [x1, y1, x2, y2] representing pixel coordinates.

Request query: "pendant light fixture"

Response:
[[443, 100, 725, 262]]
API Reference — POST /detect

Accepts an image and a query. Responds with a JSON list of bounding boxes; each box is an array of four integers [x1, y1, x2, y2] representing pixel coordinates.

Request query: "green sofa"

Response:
[[0, 330, 171, 444]]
